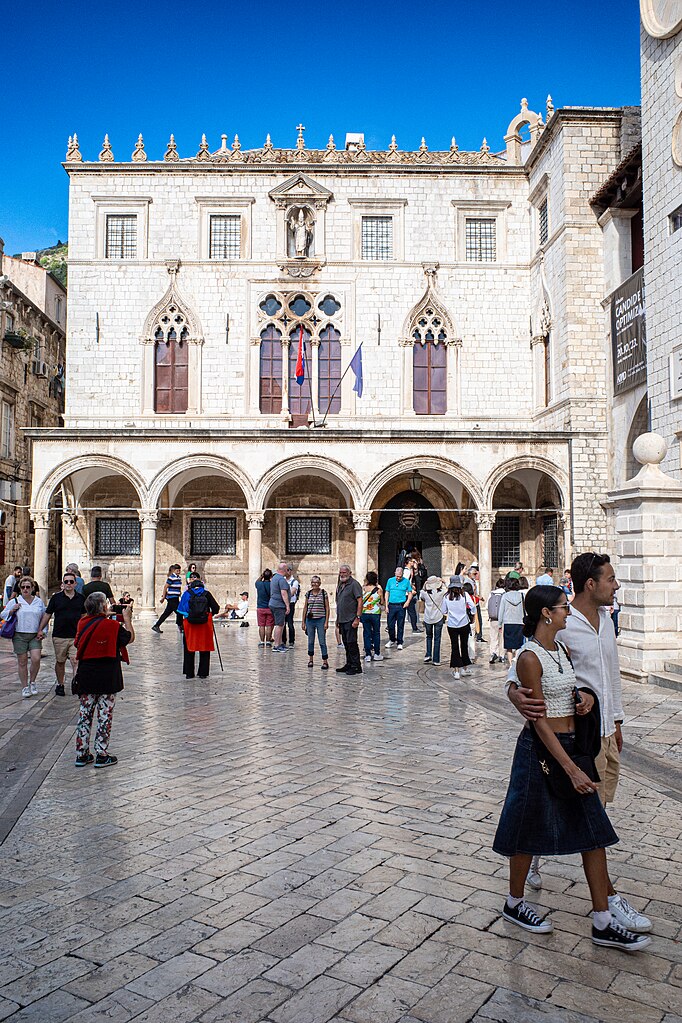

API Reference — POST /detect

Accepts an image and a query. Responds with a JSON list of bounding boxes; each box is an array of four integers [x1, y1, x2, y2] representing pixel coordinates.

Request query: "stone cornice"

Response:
[[26, 427, 601, 442], [63, 160, 524, 178]]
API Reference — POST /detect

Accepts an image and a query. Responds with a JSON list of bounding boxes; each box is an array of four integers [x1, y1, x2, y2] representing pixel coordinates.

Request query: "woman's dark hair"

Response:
[[495, 577, 505, 589], [454, 562, 465, 575], [365, 571, 378, 586], [505, 578, 521, 592], [571, 553, 611, 594], [522, 585, 565, 637], [447, 585, 463, 598], [462, 581, 474, 595], [261, 569, 273, 581]]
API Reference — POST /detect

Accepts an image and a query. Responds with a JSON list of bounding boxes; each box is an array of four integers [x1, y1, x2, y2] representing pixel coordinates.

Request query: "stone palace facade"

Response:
[[28, 101, 642, 612]]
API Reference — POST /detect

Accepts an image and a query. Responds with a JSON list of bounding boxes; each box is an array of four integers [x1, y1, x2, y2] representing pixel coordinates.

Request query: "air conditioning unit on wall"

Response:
[[31, 360, 48, 377], [0, 481, 21, 501]]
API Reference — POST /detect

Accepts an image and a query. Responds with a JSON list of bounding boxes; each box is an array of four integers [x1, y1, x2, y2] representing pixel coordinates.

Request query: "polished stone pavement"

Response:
[[0, 621, 681, 1023]]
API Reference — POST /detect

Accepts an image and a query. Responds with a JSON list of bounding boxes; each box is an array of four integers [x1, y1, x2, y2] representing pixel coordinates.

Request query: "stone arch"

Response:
[[364, 457, 484, 512], [400, 273, 457, 345], [255, 456, 362, 511], [504, 99, 544, 163], [484, 456, 568, 509], [148, 455, 255, 510], [141, 275, 203, 343], [34, 454, 148, 510]]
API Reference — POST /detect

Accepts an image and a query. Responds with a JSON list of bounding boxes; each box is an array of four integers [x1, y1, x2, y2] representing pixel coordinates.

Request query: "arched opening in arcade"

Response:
[[491, 468, 565, 577]]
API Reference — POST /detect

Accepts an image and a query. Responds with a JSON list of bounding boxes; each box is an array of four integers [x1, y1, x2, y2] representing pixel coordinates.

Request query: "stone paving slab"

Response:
[[0, 625, 681, 1022]]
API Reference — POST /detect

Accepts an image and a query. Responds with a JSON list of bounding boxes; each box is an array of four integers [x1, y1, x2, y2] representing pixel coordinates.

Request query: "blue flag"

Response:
[[350, 344, 363, 398]]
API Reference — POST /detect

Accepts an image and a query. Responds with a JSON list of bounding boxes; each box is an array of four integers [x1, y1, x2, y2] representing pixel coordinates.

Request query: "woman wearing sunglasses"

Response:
[[1, 576, 47, 698]]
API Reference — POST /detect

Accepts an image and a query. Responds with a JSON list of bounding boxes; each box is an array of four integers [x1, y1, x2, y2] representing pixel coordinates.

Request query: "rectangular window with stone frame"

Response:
[[492, 516, 520, 566], [0, 400, 13, 459], [361, 216, 393, 260], [209, 215, 242, 259], [95, 518, 141, 556], [191, 518, 237, 557], [105, 215, 137, 259], [538, 197, 549, 246], [465, 218, 496, 262], [286, 517, 332, 555]]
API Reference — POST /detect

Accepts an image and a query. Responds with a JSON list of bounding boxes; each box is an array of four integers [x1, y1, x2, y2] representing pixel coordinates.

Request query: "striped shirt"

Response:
[[166, 575, 182, 599], [305, 590, 327, 618]]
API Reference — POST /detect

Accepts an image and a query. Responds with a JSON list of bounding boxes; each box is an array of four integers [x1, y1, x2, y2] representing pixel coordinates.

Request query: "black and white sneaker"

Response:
[[502, 900, 553, 933], [592, 918, 652, 951]]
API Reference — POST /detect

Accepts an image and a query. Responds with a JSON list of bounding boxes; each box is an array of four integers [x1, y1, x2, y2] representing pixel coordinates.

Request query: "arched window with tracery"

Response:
[[288, 326, 313, 423], [319, 325, 341, 415], [412, 309, 447, 415], [154, 306, 189, 413], [259, 325, 283, 413]]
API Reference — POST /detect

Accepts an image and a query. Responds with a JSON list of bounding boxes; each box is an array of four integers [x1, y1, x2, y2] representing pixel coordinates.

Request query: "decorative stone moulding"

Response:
[[98, 134, 114, 161], [640, 0, 682, 38], [164, 134, 179, 162], [65, 133, 82, 162], [673, 109, 682, 167], [132, 134, 147, 162]]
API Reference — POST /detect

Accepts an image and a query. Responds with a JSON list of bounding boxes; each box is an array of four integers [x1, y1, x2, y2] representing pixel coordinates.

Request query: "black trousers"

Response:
[[182, 635, 210, 678], [283, 604, 296, 644], [447, 624, 471, 668], [340, 620, 362, 672], [475, 604, 483, 641], [153, 597, 179, 629]]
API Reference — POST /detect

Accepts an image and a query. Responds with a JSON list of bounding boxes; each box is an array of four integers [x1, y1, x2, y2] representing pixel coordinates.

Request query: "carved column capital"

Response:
[[29, 509, 50, 529], [352, 510, 372, 530], [246, 510, 265, 529], [474, 511, 497, 531], [138, 509, 160, 528], [437, 529, 460, 544], [61, 510, 80, 527]]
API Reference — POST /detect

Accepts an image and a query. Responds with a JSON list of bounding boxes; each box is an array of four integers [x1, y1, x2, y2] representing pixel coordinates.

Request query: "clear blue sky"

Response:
[[1, 0, 641, 255]]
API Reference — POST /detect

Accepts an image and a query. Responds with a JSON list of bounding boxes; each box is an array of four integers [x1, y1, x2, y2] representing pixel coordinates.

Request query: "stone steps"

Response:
[[649, 665, 682, 693]]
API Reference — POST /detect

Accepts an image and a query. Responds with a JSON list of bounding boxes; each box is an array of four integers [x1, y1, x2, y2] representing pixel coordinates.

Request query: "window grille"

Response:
[[209, 215, 241, 259], [95, 518, 140, 556], [539, 198, 549, 245], [542, 514, 559, 569], [286, 517, 331, 555], [191, 518, 236, 556], [670, 205, 682, 234], [105, 215, 137, 259], [492, 516, 520, 566], [465, 218, 496, 261], [361, 216, 393, 260]]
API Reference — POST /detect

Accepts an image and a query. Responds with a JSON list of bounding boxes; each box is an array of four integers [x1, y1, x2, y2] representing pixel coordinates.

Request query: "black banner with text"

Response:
[[612, 268, 647, 395]]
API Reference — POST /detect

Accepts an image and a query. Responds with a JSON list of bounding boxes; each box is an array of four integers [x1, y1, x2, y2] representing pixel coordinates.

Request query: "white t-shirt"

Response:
[[1, 594, 46, 633], [3, 574, 17, 603], [288, 578, 300, 604], [441, 594, 475, 628], [236, 598, 249, 617]]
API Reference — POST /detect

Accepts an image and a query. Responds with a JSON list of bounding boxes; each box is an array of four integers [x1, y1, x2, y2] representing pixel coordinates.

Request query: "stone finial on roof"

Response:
[[389, 135, 398, 153], [132, 134, 147, 162], [326, 134, 336, 151], [230, 134, 244, 161], [66, 134, 83, 162], [196, 133, 211, 161], [262, 134, 277, 162], [480, 137, 490, 153], [263, 133, 274, 152], [99, 134, 114, 162], [546, 94, 554, 118], [164, 134, 179, 162], [419, 137, 428, 153], [296, 123, 306, 150], [450, 136, 458, 152]]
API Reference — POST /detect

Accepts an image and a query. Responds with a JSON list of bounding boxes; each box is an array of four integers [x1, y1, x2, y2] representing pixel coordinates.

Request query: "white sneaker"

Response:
[[527, 856, 542, 890], [373, 653, 384, 661], [397, 644, 403, 650], [30, 683, 38, 696], [21, 686, 31, 698], [460, 668, 472, 676], [385, 641, 394, 649], [452, 671, 460, 680], [608, 894, 652, 933], [364, 655, 372, 663], [424, 655, 432, 662]]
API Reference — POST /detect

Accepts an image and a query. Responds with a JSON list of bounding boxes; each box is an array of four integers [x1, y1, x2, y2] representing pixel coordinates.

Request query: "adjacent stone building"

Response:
[[29, 107, 638, 609], [0, 241, 65, 583]]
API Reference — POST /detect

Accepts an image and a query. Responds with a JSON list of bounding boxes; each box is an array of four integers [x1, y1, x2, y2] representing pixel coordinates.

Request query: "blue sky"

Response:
[[1, 0, 641, 255]]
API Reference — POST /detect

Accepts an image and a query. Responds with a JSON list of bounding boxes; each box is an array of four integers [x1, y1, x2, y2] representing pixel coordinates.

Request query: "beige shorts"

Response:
[[595, 732, 620, 805], [53, 636, 77, 664]]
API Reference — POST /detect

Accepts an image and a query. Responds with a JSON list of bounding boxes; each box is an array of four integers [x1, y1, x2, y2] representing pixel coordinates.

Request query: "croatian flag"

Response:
[[350, 344, 363, 398], [295, 325, 305, 385]]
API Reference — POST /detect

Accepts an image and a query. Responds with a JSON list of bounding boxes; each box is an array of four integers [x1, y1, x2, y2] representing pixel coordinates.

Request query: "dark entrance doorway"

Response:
[[378, 492, 442, 586]]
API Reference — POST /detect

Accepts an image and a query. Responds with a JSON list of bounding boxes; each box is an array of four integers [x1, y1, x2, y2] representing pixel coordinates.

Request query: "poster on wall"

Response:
[[611, 267, 647, 395]]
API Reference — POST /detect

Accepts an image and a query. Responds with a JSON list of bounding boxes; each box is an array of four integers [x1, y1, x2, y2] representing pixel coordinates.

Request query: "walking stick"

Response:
[[212, 621, 224, 671]]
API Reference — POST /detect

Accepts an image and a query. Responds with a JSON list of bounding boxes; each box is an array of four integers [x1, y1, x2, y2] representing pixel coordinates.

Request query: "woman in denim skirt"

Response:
[[493, 586, 651, 953]]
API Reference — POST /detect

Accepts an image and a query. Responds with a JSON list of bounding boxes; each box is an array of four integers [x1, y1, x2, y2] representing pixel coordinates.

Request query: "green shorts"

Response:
[[13, 632, 42, 655]]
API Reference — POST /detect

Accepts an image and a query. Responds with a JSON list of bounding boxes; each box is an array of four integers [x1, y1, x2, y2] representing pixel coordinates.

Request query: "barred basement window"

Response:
[[286, 517, 331, 555], [105, 215, 137, 259], [95, 518, 141, 556], [539, 198, 549, 245], [670, 205, 682, 234], [209, 215, 241, 259], [492, 516, 520, 566], [465, 218, 496, 262], [191, 518, 237, 556], [361, 216, 393, 260], [542, 514, 559, 569]]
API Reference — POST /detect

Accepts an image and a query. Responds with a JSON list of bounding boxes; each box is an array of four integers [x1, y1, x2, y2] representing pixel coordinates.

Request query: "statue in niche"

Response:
[[288, 207, 313, 258]]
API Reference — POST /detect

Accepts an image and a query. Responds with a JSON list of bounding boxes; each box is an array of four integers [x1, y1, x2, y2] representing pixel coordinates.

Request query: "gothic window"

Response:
[[105, 215, 137, 259], [411, 308, 448, 415], [259, 325, 282, 413], [95, 518, 141, 556], [288, 326, 313, 419], [154, 304, 189, 413], [319, 325, 342, 415], [539, 197, 549, 245], [209, 215, 241, 259], [362, 216, 393, 260], [465, 218, 496, 261], [492, 516, 520, 565]]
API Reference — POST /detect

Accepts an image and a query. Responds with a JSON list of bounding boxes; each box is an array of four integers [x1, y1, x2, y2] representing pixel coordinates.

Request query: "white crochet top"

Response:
[[527, 640, 576, 718]]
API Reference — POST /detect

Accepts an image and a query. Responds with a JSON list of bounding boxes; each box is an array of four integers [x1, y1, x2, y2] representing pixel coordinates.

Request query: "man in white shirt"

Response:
[[535, 566, 554, 586], [3, 566, 22, 606], [506, 552, 651, 934]]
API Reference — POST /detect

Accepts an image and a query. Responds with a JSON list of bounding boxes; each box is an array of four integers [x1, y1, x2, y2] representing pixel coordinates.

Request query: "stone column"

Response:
[[437, 529, 460, 577], [368, 529, 381, 574], [475, 511, 496, 599], [30, 510, 50, 600], [603, 434, 682, 680], [138, 510, 159, 612], [530, 335, 547, 410], [559, 511, 571, 572], [352, 511, 371, 582], [141, 341, 155, 414], [246, 511, 265, 583], [310, 339, 320, 418], [280, 340, 291, 422]]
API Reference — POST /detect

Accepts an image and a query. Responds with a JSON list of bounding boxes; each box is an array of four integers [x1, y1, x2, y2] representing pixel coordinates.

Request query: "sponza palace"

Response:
[[28, 99, 644, 615]]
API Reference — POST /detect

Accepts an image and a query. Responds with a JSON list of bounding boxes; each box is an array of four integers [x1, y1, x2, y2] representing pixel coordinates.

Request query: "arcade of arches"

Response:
[[31, 460, 569, 610]]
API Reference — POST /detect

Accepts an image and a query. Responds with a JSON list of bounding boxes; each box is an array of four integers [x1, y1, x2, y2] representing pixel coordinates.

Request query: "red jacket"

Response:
[[75, 615, 130, 664]]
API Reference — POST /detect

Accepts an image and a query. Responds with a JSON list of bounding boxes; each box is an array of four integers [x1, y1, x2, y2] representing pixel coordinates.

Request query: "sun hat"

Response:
[[448, 574, 463, 587]]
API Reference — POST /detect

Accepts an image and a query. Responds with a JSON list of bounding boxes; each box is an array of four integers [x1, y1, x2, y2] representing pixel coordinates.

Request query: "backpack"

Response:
[[487, 591, 503, 621], [187, 589, 209, 625]]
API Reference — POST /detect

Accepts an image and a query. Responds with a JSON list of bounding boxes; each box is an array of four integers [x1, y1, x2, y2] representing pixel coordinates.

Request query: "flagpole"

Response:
[[318, 345, 361, 428]]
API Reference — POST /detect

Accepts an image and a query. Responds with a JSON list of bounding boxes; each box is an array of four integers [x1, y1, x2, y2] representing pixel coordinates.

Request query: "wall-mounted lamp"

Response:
[[409, 469, 423, 492]]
